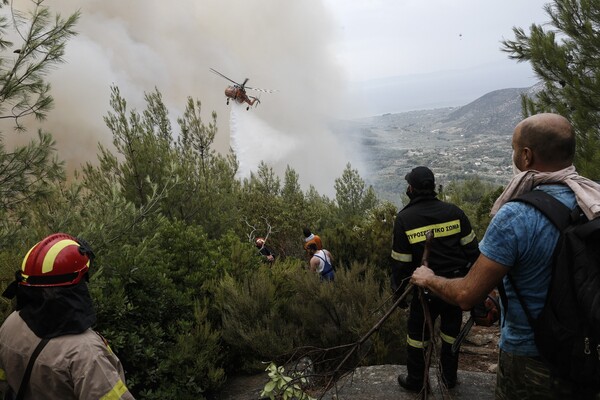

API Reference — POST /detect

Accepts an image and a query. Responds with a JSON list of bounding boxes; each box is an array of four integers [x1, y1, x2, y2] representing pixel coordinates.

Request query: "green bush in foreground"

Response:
[[214, 261, 408, 376]]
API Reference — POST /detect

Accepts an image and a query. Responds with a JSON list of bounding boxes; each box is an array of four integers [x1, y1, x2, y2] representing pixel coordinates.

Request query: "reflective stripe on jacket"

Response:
[[391, 195, 480, 287]]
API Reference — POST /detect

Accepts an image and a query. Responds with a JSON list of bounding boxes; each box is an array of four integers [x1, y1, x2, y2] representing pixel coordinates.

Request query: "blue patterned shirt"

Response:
[[479, 184, 576, 356]]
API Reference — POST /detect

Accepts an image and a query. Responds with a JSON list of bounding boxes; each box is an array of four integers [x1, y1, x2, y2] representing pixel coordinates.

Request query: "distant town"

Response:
[[333, 86, 534, 203]]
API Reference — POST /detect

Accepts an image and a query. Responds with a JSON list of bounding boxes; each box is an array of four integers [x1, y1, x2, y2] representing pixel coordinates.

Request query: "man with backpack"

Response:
[[411, 113, 600, 399], [392, 166, 480, 392]]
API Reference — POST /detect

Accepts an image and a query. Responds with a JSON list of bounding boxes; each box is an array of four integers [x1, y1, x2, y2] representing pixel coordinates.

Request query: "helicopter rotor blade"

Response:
[[246, 86, 278, 94], [209, 68, 240, 86]]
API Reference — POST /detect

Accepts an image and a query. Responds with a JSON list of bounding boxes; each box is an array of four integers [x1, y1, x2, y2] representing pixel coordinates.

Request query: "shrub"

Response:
[[89, 219, 248, 399], [213, 260, 408, 377]]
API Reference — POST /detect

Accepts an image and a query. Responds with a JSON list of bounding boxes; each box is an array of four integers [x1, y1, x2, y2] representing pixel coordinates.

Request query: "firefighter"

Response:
[[0, 233, 135, 399], [392, 166, 480, 392]]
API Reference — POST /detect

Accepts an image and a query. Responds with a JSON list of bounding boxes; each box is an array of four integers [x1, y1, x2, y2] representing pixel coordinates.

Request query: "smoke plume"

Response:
[[2, 0, 364, 196]]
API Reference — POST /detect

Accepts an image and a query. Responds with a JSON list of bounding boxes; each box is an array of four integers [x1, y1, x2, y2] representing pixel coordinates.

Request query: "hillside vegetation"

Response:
[[335, 85, 539, 205], [4, 1, 600, 399]]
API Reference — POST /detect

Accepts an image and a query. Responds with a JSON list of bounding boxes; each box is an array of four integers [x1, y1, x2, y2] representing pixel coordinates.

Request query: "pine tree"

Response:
[[0, 1, 78, 248], [501, 0, 600, 178], [334, 163, 377, 220], [0, 1, 79, 130]]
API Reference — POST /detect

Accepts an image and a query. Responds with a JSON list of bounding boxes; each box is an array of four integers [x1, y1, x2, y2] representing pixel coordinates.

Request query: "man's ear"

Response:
[[523, 147, 534, 169]]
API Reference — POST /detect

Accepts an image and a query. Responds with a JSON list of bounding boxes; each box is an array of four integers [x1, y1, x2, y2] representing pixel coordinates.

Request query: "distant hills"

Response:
[[333, 83, 541, 204], [438, 83, 542, 136]]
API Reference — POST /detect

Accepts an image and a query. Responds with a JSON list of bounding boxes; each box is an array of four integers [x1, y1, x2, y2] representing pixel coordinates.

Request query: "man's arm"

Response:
[[411, 254, 507, 310]]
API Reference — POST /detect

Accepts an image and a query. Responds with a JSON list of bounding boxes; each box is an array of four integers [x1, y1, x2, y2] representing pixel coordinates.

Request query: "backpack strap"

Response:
[[510, 190, 572, 230], [313, 253, 333, 276], [16, 338, 50, 400], [501, 190, 575, 327], [506, 273, 536, 328]]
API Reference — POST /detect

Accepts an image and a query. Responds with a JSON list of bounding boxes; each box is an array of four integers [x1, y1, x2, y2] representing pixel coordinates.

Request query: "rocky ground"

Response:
[[215, 321, 500, 400], [457, 323, 499, 374]]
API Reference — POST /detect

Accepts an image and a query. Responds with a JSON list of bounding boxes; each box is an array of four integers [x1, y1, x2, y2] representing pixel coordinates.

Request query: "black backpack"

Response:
[[506, 190, 600, 390]]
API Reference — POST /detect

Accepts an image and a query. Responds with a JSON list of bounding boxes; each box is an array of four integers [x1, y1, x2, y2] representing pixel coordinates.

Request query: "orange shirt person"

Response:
[[303, 227, 322, 253]]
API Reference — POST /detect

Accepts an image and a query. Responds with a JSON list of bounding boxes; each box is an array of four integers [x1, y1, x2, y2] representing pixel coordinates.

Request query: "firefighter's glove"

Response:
[[471, 293, 500, 327]]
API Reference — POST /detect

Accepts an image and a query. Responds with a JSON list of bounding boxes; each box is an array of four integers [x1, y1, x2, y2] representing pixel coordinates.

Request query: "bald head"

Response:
[[513, 113, 575, 172]]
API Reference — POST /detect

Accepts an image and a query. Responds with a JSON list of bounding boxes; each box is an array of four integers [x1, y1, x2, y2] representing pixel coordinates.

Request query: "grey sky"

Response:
[[323, 0, 551, 116], [324, 0, 549, 81]]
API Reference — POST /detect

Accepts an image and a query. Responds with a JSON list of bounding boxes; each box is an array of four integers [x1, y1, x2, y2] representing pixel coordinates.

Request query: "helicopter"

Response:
[[210, 68, 275, 110]]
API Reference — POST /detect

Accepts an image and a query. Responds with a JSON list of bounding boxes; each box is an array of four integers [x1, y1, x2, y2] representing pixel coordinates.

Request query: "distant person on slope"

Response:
[[255, 237, 275, 263], [303, 227, 322, 258], [307, 243, 335, 281]]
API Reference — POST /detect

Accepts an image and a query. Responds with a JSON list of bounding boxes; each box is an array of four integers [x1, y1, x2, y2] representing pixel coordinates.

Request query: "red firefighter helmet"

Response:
[[20, 233, 94, 287]]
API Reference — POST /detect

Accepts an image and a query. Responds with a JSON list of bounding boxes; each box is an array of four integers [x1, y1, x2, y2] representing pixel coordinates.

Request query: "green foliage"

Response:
[[334, 163, 378, 220], [323, 201, 397, 277], [0, 131, 65, 247], [443, 177, 502, 237], [238, 162, 337, 260], [140, 302, 225, 400], [89, 219, 244, 399], [174, 96, 241, 236], [0, 1, 79, 130], [260, 362, 315, 400], [213, 263, 302, 372], [214, 261, 407, 375], [277, 166, 309, 257], [501, 0, 600, 179], [0, 0, 78, 247], [0, 0, 78, 314], [474, 186, 505, 237], [102, 86, 178, 208]]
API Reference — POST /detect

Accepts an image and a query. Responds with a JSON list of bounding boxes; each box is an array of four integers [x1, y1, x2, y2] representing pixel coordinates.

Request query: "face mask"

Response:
[[511, 150, 522, 176], [512, 160, 522, 176]]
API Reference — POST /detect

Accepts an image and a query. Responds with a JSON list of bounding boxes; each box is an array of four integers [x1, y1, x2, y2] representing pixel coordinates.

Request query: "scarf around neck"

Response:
[[490, 165, 600, 219]]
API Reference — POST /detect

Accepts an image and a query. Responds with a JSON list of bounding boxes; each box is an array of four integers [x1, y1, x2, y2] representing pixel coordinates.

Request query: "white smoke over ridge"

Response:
[[3, 0, 366, 196]]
